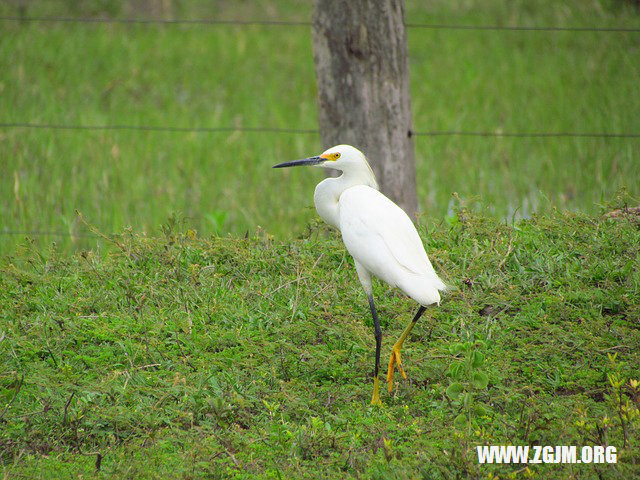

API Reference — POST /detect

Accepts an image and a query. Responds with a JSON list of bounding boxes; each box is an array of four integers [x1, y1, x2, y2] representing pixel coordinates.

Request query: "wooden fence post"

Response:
[[312, 0, 418, 217]]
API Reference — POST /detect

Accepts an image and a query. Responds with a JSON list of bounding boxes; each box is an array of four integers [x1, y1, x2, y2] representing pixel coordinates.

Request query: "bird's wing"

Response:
[[339, 186, 444, 287]]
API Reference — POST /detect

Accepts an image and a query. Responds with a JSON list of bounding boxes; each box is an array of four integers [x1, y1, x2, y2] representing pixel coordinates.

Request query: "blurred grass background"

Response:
[[1, 0, 639, 254]]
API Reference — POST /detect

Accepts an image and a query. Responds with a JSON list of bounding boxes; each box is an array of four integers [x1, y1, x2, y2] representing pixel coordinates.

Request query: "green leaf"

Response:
[[446, 382, 464, 400], [473, 404, 490, 417], [472, 371, 489, 389], [445, 213, 460, 227], [471, 351, 484, 368], [454, 413, 467, 428], [449, 343, 464, 355], [446, 363, 461, 379]]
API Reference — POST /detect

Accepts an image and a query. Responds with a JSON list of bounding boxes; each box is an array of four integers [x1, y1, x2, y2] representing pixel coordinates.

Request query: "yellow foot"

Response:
[[370, 377, 383, 406], [387, 345, 407, 393]]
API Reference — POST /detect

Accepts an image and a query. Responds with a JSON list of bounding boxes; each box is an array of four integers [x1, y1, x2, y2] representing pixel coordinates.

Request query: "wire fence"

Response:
[[1, 13, 639, 138], [1, 13, 639, 139], [0, 230, 101, 239], [0, 122, 319, 135], [1, 15, 640, 32], [1, 10, 639, 240], [1, 122, 638, 139]]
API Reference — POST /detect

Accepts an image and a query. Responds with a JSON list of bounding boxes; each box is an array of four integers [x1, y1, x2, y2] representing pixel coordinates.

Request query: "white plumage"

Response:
[[273, 144, 447, 405], [339, 185, 446, 307]]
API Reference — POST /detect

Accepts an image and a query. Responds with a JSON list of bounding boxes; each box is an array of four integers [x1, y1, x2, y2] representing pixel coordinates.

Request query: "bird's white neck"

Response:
[[313, 167, 378, 228]]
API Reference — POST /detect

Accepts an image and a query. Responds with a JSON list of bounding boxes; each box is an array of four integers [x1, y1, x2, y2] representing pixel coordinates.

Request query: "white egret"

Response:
[[273, 145, 447, 405]]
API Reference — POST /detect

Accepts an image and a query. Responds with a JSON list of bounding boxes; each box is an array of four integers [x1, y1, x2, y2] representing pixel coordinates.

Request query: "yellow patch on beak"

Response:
[[320, 152, 341, 161]]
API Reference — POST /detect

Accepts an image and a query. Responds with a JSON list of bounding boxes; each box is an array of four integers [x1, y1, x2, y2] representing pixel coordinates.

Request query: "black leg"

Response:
[[412, 305, 427, 325], [368, 294, 382, 379]]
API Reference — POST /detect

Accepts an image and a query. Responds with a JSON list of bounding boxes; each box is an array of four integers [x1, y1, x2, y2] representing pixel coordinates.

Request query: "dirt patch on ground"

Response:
[[606, 206, 640, 219]]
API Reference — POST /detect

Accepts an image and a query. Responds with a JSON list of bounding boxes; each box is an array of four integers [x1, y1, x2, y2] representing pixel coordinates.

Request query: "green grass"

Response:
[[1, 1, 640, 477], [1, 0, 639, 254], [1, 207, 639, 478]]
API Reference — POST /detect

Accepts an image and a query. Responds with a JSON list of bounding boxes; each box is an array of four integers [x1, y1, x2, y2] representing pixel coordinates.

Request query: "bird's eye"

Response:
[[334, 153, 341, 159]]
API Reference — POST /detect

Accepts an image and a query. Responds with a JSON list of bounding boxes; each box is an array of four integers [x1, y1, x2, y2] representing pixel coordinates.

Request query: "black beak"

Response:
[[272, 156, 324, 168]]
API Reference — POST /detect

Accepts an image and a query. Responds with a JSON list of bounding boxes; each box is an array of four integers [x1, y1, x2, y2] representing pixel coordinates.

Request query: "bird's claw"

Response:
[[387, 346, 407, 393]]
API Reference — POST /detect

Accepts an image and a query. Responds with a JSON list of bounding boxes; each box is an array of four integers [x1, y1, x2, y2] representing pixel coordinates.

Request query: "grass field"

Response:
[[2, 208, 639, 478], [1, 1, 640, 478], [1, 0, 639, 254]]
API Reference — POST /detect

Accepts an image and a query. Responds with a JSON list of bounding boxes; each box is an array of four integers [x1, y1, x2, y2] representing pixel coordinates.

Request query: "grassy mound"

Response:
[[1, 209, 639, 478]]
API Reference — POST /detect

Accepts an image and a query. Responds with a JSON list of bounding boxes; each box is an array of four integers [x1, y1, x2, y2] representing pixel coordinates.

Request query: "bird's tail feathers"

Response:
[[438, 281, 455, 293], [430, 274, 450, 293]]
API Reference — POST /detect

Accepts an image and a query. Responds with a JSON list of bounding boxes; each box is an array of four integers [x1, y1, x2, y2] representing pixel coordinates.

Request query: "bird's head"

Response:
[[273, 145, 377, 186]]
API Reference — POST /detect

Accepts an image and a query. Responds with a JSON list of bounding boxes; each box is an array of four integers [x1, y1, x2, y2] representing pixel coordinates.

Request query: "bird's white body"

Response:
[[312, 145, 446, 307], [274, 144, 447, 403]]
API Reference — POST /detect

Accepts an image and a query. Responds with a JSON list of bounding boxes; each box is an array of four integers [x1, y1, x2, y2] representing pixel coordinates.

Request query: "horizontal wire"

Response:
[[0, 15, 638, 32], [0, 122, 319, 135], [411, 131, 640, 138], [0, 16, 312, 27], [404, 23, 640, 32], [1, 122, 639, 138], [0, 230, 101, 238]]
